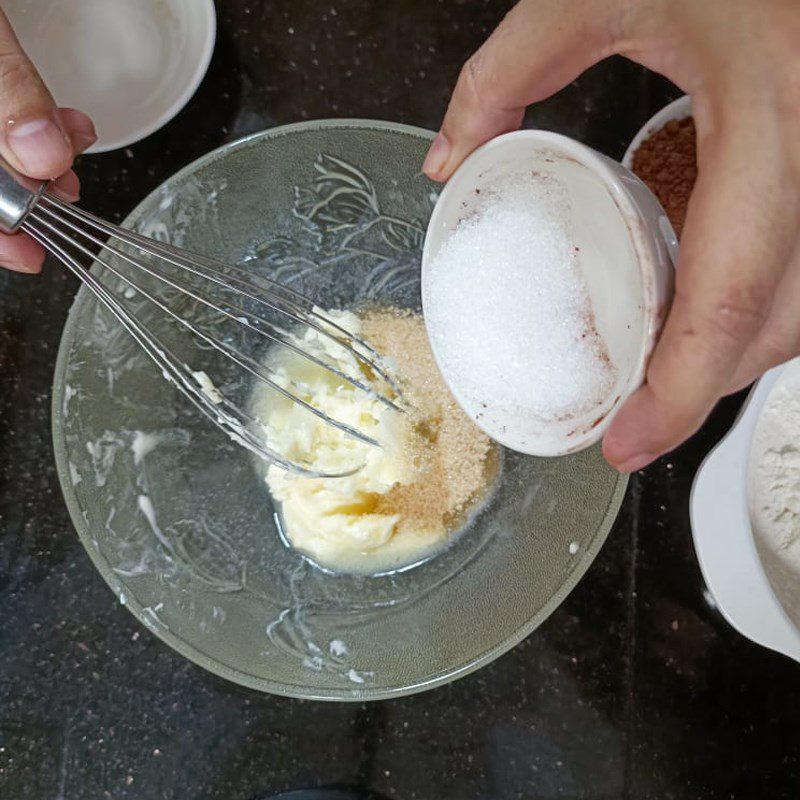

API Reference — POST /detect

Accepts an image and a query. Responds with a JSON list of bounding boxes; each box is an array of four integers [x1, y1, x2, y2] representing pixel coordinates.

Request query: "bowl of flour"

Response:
[[748, 358, 800, 636], [691, 357, 800, 662]]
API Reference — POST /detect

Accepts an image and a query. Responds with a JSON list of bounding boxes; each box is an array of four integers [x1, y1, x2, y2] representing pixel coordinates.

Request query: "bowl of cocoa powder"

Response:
[[623, 95, 696, 239]]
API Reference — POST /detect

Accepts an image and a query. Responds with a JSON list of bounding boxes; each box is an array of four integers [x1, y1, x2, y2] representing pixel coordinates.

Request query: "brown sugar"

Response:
[[632, 116, 697, 238], [361, 308, 498, 537]]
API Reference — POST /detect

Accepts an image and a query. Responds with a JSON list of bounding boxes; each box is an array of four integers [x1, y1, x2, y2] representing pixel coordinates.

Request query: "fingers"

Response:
[[0, 160, 84, 272], [0, 230, 44, 273], [423, 0, 629, 181], [50, 169, 80, 202], [0, 13, 96, 275], [1, 157, 86, 273], [57, 107, 97, 155], [0, 9, 73, 179], [603, 110, 798, 471], [728, 241, 800, 391], [48, 111, 97, 202]]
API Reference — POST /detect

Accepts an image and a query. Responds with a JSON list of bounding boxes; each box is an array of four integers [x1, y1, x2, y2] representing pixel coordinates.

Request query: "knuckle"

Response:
[[461, 50, 503, 111], [0, 50, 43, 98], [695, 283, 771, 348], [645, 361, 691, 416], [606, 0, 647, 47], [755, 330, 798, 369]]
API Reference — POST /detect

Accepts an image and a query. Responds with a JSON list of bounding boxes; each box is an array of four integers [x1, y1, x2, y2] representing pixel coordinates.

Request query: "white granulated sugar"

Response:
[[425, 172, 615, 422]]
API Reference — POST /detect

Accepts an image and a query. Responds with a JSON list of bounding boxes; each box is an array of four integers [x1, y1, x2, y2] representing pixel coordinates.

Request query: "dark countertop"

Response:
[[1, 2, 798, 798]]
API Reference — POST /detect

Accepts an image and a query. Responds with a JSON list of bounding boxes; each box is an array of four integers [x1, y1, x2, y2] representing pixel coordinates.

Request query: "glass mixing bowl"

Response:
[[52, 120, 628, 700]]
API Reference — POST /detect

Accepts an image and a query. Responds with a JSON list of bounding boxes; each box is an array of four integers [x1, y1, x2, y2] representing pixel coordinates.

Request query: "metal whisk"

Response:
[[0, 163, 401, 477]]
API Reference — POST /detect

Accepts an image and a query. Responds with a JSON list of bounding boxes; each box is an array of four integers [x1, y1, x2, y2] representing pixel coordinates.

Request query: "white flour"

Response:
[[750, 361, 800, 548], [748, 358, 800, 617]]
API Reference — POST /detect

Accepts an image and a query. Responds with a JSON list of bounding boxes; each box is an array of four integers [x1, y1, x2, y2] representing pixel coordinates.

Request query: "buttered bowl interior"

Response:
[[53, 121, 628, 699]]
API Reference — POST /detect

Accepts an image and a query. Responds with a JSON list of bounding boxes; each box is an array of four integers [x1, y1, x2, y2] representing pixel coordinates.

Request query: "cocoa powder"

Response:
[[631, 116, 697, 238]]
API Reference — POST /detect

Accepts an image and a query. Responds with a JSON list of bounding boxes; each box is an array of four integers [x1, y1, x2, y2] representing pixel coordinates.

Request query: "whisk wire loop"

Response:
[[39, 196, 402, 400], [21, 192, 399, 477]]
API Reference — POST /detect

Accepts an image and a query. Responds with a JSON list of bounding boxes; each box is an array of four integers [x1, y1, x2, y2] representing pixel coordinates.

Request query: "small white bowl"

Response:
[[422, 130, 676, 457], [691, 361, 800, 663], [4, 0, 217, 153], [622, 94, 693, 170]]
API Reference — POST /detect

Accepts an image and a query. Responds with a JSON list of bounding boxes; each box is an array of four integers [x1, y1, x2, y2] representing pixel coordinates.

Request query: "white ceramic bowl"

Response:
[[691, 361, 800, 663], [4, 0, 217, 153], [422, 130, 676, 457], [622, 94, 693, 170], [633, 96, 800, 662]]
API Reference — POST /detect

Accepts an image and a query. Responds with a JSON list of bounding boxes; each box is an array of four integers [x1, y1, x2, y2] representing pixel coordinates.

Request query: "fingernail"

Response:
[[5, 260, 38, 274], [6, 115, 70, 177], [71, 131, 97, 153], [50, 184, 79, 203], [49, 168, 80, 202], [71, 131, 97, 154], [423, 132, 451, 177], [616, 452, 658, 473]]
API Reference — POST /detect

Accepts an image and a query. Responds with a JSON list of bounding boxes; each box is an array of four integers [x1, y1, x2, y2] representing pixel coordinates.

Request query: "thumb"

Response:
[[424, 0, 631, 181], [0, 9, 73, 179]]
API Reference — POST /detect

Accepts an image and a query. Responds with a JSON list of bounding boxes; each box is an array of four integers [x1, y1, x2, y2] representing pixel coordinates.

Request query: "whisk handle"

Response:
[[0, 159, 46, 234]]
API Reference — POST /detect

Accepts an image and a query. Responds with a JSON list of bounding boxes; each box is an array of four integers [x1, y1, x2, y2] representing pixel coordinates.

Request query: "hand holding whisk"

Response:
[[0, 161, 402, 477]]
